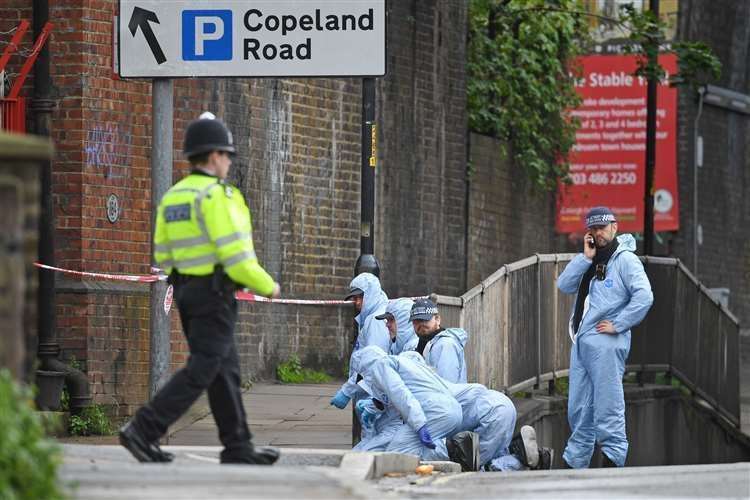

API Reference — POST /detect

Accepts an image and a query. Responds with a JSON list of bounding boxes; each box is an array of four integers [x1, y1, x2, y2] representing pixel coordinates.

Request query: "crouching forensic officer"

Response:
[[119, 113, 281, 465]]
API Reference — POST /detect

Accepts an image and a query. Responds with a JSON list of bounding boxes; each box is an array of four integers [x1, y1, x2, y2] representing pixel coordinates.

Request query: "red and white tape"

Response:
[[34, 262, 164, 283], [34, 262, 426, 305], [235, 290, 354, 305]]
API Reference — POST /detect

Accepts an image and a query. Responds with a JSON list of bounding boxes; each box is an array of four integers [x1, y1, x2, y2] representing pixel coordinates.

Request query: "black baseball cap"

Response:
[[585, 206, 617, 228], [410, 298, 438, 321], [344, 287, 364, 301]]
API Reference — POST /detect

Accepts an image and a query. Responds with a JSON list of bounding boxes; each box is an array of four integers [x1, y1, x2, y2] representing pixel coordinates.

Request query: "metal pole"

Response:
[[149, 78, 173, 397], [643, 0, 659, 256], [352, 77, 378, 445], [33, 0, 58, 381], [693, 87, 705, 277], [354, 77, 379, 277]]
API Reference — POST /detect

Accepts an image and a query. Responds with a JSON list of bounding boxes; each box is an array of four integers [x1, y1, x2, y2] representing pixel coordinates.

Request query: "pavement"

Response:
[[376, 463, 750, 499], [59, 444, 418, 499], [56, 372, 750, 499], [60, 454, 379, 500], [166, 382, 352, 449], [58, 382, 392, 499]]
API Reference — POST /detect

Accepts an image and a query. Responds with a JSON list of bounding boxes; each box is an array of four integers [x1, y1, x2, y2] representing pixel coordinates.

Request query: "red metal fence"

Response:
[[0, 19, 51, 134], [0, 97, 26, 133]]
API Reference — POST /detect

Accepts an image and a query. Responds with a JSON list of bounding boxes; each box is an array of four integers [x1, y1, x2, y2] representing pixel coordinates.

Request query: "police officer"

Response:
[[558, 206, 653, 468], [410, 298, 468, 384], [119, 113, 280, 465]]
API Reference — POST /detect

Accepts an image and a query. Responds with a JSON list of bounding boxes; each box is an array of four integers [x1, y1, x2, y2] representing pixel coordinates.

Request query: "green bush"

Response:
[[0, 370, 65, 500], [68, 404, 114, 437], [554, 376, 569, 396], [276, 355, 332, 384], [654, 372, 691, 397]]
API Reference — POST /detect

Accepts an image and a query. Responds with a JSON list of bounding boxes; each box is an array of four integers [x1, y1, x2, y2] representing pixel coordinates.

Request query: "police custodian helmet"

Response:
[[183, 112, 236, 159]]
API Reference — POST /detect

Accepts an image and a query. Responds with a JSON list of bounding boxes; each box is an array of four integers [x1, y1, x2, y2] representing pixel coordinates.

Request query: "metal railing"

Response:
[[0, 98, 26, 133], [435, 254, 741, 427]]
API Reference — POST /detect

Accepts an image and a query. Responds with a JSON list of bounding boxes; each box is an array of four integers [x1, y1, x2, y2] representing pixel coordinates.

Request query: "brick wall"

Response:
[[672, 0, 750, 325], [54, 280, 353, 415], [55, 282, 151, 415], [376, 0, 469, 298], [235, 303, 353, 383], [467, 133, 569, 287]]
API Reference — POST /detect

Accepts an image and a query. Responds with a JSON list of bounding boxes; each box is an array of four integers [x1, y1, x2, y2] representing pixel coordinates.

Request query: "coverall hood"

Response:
[[434, 328, 468, 347], [385, 298, 418, 354], [614, 233, 636, 254], [350, 273, 389, 327], [351, 345, 388, 379]]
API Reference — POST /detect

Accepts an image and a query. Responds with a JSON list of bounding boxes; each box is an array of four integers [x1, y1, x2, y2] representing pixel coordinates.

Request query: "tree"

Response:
[[468, 0, 588, 190]]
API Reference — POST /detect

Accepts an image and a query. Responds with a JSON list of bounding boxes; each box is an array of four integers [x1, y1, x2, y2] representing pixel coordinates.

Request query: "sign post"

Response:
[[148, 78, 172, 396]]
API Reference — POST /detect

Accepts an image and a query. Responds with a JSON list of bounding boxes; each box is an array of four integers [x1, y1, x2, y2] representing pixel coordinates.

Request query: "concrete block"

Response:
[[338, 452, 376, 480], [276, 448, 347, 467], [421, 461, 462, 473], [372, 452, 421, 479], [338, 451, 420, 480]]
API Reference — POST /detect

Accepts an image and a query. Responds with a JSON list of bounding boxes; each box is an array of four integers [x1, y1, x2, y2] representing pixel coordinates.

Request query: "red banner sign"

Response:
[[556, 54, 679, 233]]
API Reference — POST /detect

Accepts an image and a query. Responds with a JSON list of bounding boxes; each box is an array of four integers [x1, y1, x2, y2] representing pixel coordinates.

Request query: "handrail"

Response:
[[436, 253, 741, 427]]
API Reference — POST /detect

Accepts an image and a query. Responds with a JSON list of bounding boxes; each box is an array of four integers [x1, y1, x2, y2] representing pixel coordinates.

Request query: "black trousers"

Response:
[[133, 276, 254, 462]]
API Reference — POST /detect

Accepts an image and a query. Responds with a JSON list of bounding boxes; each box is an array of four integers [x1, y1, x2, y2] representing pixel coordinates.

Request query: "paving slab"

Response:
[[377, 463, 750, 499], [60, 444, 414, 499], [60, 461, 373, 499], [167, 381, 353, 450]]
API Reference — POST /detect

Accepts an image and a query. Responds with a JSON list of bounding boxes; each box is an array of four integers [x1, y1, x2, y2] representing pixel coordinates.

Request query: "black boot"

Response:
[[536, 447, 554, 470], [601, 453, 618, 468], [119, 421, 175, 463], [221, 446, 280, 465], [447, 431, 480, 471]]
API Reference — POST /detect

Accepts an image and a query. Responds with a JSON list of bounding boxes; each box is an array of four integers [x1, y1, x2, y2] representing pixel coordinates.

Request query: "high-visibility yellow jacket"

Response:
[[154, 171, 275, 297]]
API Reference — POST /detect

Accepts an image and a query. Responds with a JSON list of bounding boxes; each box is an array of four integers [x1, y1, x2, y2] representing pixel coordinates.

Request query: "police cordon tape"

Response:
[[34, 262, 162, 283], [34, 262, 427, 305]]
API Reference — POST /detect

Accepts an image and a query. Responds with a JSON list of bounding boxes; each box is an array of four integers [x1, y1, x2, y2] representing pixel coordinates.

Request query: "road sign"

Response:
[[118, 1, 386, 78]]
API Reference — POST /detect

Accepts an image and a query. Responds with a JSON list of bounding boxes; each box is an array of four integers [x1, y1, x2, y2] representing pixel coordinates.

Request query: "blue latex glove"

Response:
[[362, 411, 377, 429], [330, 390, 351, 409], [356, 399, 381, 429], [417, 425, 436, 449]]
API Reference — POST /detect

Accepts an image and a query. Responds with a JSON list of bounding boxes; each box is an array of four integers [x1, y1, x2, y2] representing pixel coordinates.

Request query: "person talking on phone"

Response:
[[557, 206, 653, 469]]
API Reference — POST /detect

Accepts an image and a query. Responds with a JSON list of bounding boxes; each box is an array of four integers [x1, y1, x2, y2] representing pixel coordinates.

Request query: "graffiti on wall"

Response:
[[85, 123, 132, 178]]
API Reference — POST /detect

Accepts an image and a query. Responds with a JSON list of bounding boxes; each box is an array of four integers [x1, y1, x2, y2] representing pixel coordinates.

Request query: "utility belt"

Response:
[[168, 265, 238, 296]]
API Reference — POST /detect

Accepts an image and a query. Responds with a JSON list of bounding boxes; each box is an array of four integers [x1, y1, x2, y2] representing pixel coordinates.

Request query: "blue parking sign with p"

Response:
[[182, 10, 232, 61]]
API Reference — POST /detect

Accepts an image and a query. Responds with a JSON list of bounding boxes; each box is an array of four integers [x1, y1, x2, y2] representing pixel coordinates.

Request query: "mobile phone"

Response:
[[586, 236, 595, 249]]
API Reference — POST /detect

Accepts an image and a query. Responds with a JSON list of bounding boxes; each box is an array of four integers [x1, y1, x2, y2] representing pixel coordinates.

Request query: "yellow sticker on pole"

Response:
[[369, 124, 377, 167]]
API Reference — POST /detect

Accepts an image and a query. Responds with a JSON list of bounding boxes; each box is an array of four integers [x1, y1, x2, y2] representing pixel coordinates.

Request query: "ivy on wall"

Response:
[[468, 0, 588, 190]]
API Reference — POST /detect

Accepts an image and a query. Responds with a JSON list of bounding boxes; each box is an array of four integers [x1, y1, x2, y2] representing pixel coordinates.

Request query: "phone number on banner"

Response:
[[569, 172, 637, 186]]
